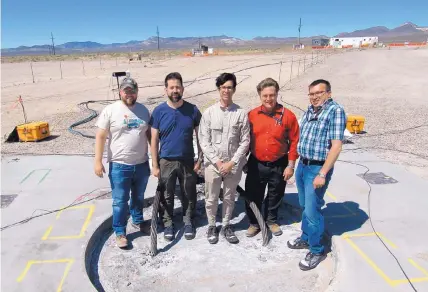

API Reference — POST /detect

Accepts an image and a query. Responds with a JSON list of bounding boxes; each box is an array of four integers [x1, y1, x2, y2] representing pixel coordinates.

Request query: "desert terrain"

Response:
[[1, 46, 428, 178]]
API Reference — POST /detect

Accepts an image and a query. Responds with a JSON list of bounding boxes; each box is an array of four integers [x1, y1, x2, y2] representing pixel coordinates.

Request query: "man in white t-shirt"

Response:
[[94, 77, 151, 249]]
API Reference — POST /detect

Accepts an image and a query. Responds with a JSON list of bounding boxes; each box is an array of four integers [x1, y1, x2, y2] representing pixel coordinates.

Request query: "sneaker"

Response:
[[246, 224, 260, 237], [164, 225, 174, 241], [267, 223, 283, 236], [287, 237, 309, 250], [299, 251, 327, 271], [207, 225, 219, 244], [221, 225, 239, 244], [116, 235, 128, 248], [131, 221, 151, 234], [184, 224, 195, 240]]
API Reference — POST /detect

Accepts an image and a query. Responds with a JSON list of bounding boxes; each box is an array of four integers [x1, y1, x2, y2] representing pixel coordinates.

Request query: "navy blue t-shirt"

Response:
[[149, 100, 202, 160]]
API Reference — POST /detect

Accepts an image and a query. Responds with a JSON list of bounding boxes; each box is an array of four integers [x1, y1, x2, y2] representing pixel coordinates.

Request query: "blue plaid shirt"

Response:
[[297, 98, 346, 161]]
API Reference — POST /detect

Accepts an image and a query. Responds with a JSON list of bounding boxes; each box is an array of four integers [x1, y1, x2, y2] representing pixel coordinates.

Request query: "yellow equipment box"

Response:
[[346, 115, 365, 134], [16, 121, 50, 142]]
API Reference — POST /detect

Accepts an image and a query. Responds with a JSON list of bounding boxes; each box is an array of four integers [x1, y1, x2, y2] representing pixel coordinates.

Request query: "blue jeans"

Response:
[[295, 160, 333, 254], [108, 161, 150, 236]]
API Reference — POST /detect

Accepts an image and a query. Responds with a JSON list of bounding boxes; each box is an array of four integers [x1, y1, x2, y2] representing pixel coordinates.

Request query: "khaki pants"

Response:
[[204, 164, 242, 226]]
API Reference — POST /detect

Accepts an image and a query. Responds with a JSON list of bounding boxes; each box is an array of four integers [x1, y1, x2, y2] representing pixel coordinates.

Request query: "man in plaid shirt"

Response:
[[287, 79, 346, 271]]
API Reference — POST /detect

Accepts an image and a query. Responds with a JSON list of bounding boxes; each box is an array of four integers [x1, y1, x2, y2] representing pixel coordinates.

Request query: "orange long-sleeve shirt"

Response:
[[248, 104, 300, 162]]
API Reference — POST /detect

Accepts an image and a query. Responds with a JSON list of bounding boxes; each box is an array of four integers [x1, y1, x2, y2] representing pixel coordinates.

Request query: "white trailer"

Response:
[[330, 36, 378, 48]]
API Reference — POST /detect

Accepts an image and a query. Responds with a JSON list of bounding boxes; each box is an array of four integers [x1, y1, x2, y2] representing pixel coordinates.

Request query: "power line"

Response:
[[50, 32, 56, 55], [157, 26, 160, 51], [298, 17, 302, 46]]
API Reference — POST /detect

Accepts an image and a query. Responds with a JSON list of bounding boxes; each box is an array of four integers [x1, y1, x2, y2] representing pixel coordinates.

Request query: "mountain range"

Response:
[[2, 22, 427, 56]]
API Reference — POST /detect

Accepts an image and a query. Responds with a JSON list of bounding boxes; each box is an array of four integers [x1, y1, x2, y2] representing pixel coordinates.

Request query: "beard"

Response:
[[168, 93, 182, 103], [122, 97, 136, 106]]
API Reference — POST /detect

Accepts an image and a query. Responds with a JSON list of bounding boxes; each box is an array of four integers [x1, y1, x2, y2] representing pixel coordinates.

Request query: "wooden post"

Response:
[[60, 61, 63, 79], [298, 58, 301, 76], [278, 61, 283, 85], [303, 54, 306, 72], [82, 60, 86, 76], [30, 62, 35, 83], [312, 51, 314, 66], [289, 56, 293, 83], [99, 55, 102, 69]]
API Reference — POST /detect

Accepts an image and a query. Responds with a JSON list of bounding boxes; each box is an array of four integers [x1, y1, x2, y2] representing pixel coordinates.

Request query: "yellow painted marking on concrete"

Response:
[[325, 213, 357, 219], [408, 258, 428, 277], [343, 233, 428, 286], [42, 205, 95, 240], [391, 277, 428, 285], [16, 258, 74, 292], [326, 190, 337, 200], [344, 237, 395, 286], [343, 232, 397, 249], [325, 190, 356, 217], [342, 204, 357, 216], [41, 226, 53, 240]]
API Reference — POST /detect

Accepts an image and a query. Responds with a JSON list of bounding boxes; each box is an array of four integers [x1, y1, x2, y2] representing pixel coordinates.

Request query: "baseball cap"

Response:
[[120, 77, 138, 91]]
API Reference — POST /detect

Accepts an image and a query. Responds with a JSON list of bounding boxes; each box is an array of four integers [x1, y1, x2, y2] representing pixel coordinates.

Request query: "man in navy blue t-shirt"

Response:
[[150, 72, 203, 241]]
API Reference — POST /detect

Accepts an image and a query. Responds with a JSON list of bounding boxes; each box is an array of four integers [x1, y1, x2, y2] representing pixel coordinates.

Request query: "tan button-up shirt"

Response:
[[198, 102, 250, 171]]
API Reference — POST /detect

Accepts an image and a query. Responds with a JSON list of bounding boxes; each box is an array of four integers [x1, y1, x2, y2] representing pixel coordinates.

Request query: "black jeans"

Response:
[[159, 158, 197, 227], [245, 154, 287, 225]]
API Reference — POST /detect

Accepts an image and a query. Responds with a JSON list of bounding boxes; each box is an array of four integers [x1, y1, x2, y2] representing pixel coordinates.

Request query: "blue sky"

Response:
[[1, 0, 427, 48]]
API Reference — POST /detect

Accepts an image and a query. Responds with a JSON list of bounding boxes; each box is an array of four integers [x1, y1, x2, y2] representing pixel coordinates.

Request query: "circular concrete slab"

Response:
[[90, 196, 335, 292]]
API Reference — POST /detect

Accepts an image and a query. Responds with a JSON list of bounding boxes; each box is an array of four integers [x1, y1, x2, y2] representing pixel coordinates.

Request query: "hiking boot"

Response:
[[131, 221, 151, 234], [267, 223, 283, 236], [287, 237, 309, 250], [207, 225, 219, 244], [299, 251, 327, 271], [116, 235, 128, 248], [184, 224, 195, 240], [164, 225, 174, 241], [221, 225, 239, 244], [246, 224, 260, 237]]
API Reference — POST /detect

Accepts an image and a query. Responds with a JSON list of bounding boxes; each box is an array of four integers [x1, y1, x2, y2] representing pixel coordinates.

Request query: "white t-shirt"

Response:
[[96, 100, 150, 165]]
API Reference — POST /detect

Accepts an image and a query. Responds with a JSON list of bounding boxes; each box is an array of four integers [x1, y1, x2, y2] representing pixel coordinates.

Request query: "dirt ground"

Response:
[[96, 193, 334, 292], [2, 47, 428, 179]]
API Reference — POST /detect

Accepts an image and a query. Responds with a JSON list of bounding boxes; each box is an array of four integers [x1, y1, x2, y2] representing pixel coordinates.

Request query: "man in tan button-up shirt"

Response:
[[198, 73, 250, 245]]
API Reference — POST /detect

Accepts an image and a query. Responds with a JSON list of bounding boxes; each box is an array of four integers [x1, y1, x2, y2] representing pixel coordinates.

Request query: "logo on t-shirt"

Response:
[[123, 115, 145, 129]]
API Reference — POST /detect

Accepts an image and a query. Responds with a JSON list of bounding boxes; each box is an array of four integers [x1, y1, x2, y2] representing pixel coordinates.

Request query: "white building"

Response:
[[330, 36, 378, 48]]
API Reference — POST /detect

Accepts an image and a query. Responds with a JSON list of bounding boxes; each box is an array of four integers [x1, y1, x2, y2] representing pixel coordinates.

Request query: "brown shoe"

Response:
[[268, 223, 283, 236], [131, 221, 151, 234], [246, 224, 260, 237], [116, 235, 128, 248]]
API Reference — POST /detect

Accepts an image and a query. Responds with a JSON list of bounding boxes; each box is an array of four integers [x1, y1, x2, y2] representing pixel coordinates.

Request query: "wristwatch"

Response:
[[318, 173, 326, 178]]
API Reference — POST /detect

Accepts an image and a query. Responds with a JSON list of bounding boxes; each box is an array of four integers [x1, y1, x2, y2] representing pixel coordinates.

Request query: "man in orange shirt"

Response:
[[245, 77, 300, 237]]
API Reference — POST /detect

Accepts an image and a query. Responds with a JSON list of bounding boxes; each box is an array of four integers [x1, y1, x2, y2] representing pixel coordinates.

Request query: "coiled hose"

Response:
[[149, 180, 269, 256], [68, 100, 117, 138]]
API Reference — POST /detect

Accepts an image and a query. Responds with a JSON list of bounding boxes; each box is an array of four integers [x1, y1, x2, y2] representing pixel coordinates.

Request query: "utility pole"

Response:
[[51, 32, 56, 55], [298, 18, 302, 46], [157, 26, 160, 51]]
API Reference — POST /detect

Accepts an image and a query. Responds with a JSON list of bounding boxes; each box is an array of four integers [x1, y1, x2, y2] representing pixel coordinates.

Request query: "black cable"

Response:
[[338, 159, 418, 292], [68, 99, 117, 138], [342, 147, 428, 161], [350, 124, 428, 139], [0, 188, 112, 232]]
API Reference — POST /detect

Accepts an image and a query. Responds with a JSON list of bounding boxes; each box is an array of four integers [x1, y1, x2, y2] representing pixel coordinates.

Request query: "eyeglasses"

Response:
[[308, 90, 329, 97], [220, 86, 234, 91], [123, 89, 137, 94]]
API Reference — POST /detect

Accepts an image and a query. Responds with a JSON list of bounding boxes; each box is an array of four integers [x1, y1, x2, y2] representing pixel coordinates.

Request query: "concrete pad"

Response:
[[1, 155, 112, 292], [2, 145, 428, 292]]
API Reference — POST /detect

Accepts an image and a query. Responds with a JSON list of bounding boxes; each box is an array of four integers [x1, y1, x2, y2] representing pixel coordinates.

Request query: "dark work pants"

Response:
[[159, 158, 197, 227], [245, 155, 287, 225]]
